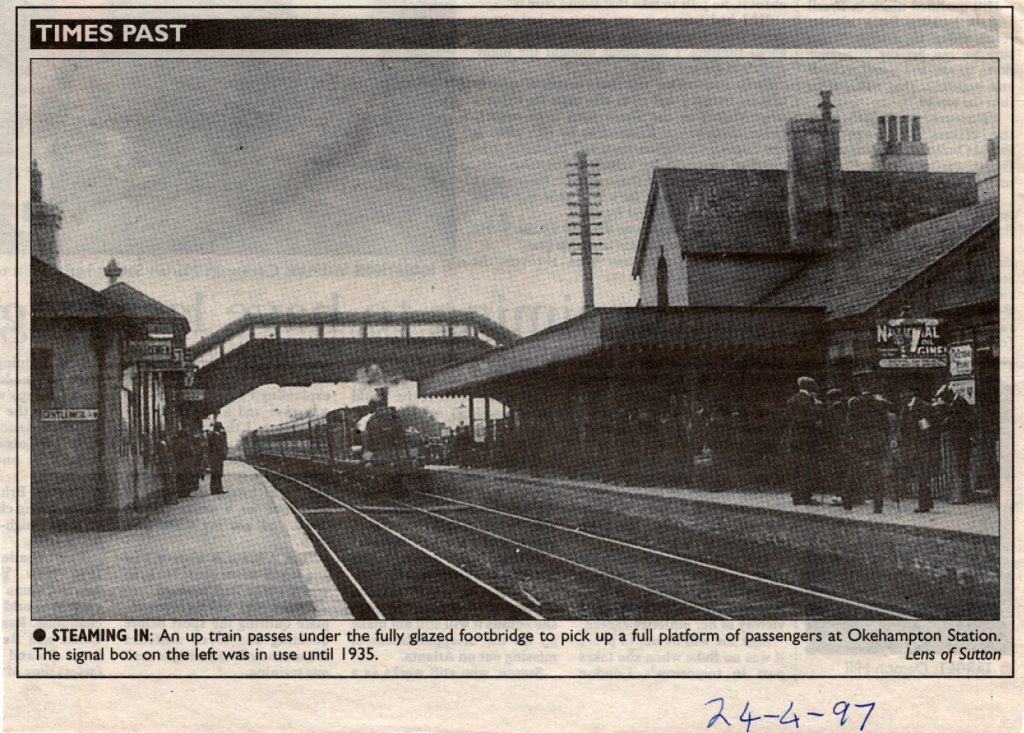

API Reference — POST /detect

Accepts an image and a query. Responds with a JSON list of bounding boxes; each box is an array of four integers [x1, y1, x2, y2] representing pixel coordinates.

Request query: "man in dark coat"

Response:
[[208, 422, 229, 495], [156, 431, 178, 505], [172, 428, 194, 499], [191, 429, 207, 494], [846, 387, 894, 513], [897, 388, 937, 513], [783, 376, 824, 505], [937, 386, 975, 504], [824, 388, 850, 506]]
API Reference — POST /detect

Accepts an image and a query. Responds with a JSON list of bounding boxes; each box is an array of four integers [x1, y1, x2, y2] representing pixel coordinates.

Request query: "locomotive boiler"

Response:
[[241, 387, 427, 491]]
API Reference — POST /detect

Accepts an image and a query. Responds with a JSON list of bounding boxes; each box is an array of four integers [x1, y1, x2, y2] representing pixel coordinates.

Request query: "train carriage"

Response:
[[241, 388, 428, 492]]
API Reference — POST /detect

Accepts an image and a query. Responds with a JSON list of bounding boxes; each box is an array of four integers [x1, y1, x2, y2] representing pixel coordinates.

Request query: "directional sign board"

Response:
[[181, 388, 205, 402], [128, 339, 173, 362]]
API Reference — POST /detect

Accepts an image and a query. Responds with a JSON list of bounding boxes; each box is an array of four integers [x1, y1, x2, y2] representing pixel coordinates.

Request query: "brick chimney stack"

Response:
[[786, 91, 843, 249], [30, 160, 62, 269], [976, 135, 998, 202], [872, 114, 929, 172]]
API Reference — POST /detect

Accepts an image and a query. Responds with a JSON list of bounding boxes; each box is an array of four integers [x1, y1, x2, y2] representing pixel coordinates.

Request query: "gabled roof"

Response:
[[102, 282, 190, 333], [31, 257, 132, 323], [761, 198, 998, 320], [632, 168, 793, 276], [631, 166, 979, 278]]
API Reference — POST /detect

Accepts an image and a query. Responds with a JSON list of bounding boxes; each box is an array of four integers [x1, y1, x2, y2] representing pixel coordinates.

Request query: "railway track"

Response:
[[261, 466, 540, 621], [257, 465, 917, 622]]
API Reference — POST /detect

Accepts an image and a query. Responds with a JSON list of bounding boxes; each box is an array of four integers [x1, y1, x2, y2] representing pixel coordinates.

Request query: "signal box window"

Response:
[[31, 348, 55, 405]]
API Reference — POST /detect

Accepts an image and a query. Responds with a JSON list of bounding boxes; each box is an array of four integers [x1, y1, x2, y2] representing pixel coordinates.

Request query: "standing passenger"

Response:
[[938, 386, 975, 504], [846, 387, 893, 513], [172, 428, 193, 499], [897, 387, 937, 513], [208, 422, 229, 495], [783, 376, 824, 505], [156, 431, 178, 505], [191, 429, 208, 494], [824, 388, 850, 506]]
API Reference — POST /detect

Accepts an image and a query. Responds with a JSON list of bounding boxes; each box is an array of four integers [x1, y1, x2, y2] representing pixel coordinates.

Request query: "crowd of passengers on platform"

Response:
[[153, 422, 230, 504], [442, 377, 985, 515]]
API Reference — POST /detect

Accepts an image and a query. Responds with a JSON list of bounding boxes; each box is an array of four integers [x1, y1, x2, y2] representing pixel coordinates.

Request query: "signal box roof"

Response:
[[31, 257, 138, 330]]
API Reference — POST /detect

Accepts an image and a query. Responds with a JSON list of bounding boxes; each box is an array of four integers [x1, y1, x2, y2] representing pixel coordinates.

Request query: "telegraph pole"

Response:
[[567, 151, 602, 311]]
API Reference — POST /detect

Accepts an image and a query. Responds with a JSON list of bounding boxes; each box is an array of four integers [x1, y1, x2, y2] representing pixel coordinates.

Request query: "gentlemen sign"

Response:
[[876, 317, 946, 368], [41, 409, 98, 421]]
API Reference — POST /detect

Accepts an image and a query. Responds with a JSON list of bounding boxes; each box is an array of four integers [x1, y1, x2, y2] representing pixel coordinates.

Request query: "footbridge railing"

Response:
[[188, 311, 519, 368]]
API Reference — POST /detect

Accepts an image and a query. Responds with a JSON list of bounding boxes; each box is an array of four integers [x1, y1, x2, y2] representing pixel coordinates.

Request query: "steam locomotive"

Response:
[[240, 387, 427, 491]]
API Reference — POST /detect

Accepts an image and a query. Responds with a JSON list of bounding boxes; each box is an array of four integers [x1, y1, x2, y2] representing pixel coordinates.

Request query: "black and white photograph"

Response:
[[12, 13, 1016, 716], [29, 51, 1001, 624]]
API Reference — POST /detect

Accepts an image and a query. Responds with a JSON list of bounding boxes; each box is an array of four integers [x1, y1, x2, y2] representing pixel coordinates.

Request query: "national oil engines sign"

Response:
[[876, 317, 946, 369]]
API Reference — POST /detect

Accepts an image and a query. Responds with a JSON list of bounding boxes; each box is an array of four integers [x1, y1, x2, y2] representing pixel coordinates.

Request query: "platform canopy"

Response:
[[419, 306, 825, 398]]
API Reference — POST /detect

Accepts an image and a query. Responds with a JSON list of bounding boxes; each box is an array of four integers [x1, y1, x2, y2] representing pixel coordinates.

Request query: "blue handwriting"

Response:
[[705, 698, 876, 731]]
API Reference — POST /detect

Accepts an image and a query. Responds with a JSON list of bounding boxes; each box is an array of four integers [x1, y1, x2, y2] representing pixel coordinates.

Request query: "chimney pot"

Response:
[[872, 114, 929, 172]]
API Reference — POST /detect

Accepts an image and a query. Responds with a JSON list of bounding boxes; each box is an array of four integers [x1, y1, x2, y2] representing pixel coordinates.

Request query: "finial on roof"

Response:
[[104, 258, 123, 286], [818, 90, 834, 121]]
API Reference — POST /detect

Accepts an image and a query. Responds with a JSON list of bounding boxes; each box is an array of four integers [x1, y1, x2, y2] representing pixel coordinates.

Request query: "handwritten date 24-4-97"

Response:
[[705, 698, 876, 731]]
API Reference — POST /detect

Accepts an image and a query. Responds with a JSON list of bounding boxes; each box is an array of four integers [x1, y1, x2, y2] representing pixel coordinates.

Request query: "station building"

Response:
[[421, 94, 1000, 498], [30, 164, 192, 529]]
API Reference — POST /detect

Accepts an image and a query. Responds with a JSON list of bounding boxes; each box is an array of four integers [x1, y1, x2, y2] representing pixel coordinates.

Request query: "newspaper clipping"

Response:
[[4, 4, 1018, 731]]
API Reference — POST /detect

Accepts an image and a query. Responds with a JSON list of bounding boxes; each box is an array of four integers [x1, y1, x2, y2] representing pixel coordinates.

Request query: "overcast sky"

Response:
[[31, 57, 998, 432]]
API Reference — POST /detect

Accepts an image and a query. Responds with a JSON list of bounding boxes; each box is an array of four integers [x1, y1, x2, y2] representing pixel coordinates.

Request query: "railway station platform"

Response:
[[433, 465, 999, 536], [429, 466, 1001, 619], [31, 461, 352, 620]]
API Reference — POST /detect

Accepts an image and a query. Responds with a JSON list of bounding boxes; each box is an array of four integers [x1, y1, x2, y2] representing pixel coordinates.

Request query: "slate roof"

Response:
[[761, 198, 998, 320], [632, 166, 978, 276], [31, 256, 132, 323], [102, 281, 190, 333], [633, 168, 792, 275], [837, 170, 979, 249]]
